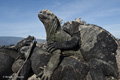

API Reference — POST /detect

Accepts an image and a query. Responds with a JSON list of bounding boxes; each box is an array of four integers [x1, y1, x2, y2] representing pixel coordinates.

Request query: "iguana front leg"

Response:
[[37, 50, 61, 80], [47, 32, 80, 53]]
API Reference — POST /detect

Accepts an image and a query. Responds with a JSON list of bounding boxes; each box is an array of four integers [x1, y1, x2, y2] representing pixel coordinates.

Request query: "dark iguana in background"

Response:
[[0, 36, 33, 80], [48, 18, 119, 80], [9, 35, 36, 80], [15, 35, 35, 51], [0, 36, 35, 80], [37, 9, 88, 80], [12, 36, 35, 73]]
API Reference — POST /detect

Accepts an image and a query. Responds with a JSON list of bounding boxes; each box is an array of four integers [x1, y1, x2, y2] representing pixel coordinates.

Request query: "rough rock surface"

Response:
[[0, 47, 19, 80], [0, 52, 14, 80], [118, 39, 120, 45], [116, 41, 120, 79], [60, 20, 119, 79], [30, 47, 89, 80]]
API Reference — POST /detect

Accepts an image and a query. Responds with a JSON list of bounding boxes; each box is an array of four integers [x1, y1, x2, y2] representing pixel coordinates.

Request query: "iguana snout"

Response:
[[38, 11, 48, 20]]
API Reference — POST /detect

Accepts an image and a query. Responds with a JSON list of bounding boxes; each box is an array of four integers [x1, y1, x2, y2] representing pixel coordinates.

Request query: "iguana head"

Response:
[[15, 35, 35, 50], [26, 35, 35, 41], [38, 9, 56, 24]]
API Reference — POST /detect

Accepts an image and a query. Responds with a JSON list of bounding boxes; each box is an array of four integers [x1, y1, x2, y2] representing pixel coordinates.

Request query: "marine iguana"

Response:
[[10, 36, 36, 80], [48, 19, 119, 80], [12, 35, 35, 73], [37, 9, 86, 80]]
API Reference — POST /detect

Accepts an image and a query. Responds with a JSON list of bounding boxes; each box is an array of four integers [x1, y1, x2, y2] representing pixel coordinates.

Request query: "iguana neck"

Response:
[[44, 18, 61, 42]]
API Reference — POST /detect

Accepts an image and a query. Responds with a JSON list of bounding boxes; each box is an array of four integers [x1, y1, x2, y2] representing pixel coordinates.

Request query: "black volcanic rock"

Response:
[[30, 47, 89, 80], [0, 52, 14, 80]]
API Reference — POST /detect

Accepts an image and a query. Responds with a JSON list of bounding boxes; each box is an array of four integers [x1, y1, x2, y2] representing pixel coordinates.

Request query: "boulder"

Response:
[[0, 52, 14, 80]]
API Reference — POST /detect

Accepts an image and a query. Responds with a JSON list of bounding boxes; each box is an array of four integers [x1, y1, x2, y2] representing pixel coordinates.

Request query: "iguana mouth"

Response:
[[38, 13, 47, 20]]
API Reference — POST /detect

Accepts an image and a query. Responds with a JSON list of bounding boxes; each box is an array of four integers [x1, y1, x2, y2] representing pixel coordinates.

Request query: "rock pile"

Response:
[[0, 9, 119, 80]]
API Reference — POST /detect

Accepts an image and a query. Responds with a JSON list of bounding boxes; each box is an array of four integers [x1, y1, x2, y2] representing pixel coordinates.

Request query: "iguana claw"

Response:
[[47, 46, 57, 53], [37, 67, 52, 80], [47, 41, 59, 53]]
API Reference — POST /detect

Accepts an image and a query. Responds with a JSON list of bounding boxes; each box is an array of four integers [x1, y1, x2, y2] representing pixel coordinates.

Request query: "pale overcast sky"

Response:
[[0, 0, 120, 39]]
